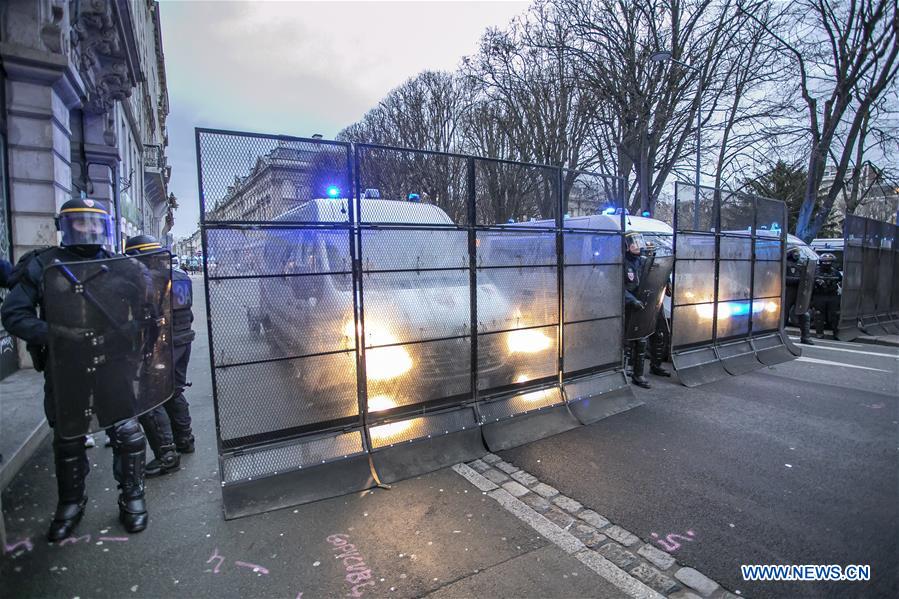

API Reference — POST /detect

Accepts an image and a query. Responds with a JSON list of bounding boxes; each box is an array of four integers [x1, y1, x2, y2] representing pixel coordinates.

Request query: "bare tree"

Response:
[[741, 0, 899, 241], [557, 0, 754, 215]]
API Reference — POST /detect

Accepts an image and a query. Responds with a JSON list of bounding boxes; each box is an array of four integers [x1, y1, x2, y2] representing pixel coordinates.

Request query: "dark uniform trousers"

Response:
[[139, 267, 194, 457]]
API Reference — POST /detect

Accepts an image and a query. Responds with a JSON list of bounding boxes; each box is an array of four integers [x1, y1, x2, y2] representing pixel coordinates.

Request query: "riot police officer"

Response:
[[125, 235, 195, 476], [1, 198, 150, 539], [624, 232, 651, 388], [786, 247, 814, 345], [812, 252, 842, 337]]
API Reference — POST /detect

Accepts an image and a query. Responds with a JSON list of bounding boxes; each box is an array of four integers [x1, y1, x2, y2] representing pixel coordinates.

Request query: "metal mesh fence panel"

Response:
[[198, 130, 360, 455], [355, 146, 472, 419], [672, 183, 787, 351]]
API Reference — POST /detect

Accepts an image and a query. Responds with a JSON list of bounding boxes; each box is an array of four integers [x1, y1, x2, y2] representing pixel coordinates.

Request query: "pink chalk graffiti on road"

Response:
[[235, 560, 270, 574], [651, 530, 696, 551], [204, 548, 271, 576], [327, 533, 376, 597], [3, 537, 33, 555], [206, 548, 225, 574]]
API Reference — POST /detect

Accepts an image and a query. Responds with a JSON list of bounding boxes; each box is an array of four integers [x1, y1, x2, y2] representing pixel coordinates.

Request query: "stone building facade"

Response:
[[0, 0, 171, 376]]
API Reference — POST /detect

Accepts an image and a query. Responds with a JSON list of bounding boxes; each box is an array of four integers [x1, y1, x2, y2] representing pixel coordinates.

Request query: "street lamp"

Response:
[[650, 50, 702, 229]]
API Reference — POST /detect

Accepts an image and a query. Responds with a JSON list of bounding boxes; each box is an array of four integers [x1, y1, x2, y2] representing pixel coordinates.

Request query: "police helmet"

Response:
[[819, 252, 836, 265], [124, 234, 163, 256], [625, 231, 646, 252], [56, 198, 115, 248]]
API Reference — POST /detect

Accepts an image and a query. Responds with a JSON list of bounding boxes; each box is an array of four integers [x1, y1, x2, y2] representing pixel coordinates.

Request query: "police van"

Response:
[[250, 196, 522, 409]]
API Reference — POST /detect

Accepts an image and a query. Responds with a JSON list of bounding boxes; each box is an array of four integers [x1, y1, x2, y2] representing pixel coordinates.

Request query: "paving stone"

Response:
[[481, 468, 510, 485], [637, 543, 676, 570], [519, 493, 552, 513], [543, 507, 575, 529], [577, 509, 610, 529], [510, 470, 539, 487], [467, 459, 491, 473], [718, 592, 741, 599], [669, 591, 703, 599], [595, 542, 639, 570], [482, 453, 501, 464], [629, 562, 680, 594], [500, 480, 529, 497], [604, 524, 640, 547], [552, 495, 583, 514], [531, 482, 559, 498], [494, 460, 519, 474], [570, 524, 607, 548], [675, 567, 720, 597]]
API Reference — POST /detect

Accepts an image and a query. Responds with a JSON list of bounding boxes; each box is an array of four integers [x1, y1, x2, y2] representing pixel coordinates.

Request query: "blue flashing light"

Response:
[[326, 185, 341, 198], [602, 207, 616, 215], [642, 210, 651, 217], [507, 218, 516, 223], [770, 222, 781, 232], [407, 193, 421, 202], [729, 301, 751, 317]]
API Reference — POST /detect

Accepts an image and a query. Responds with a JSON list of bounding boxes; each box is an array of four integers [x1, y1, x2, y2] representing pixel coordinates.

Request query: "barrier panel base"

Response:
[[479, 384, 581, 452], [368, 407, 485, 483], [835, 319, 863, 342], [221, 446, 375, 519], [564, 370, 639, 425], [753, 332, 796, 365], [718, 339, 762, 376], [672, 346, 728, 387], [880, 314, 899, 335], [860, 315, 887, 336]]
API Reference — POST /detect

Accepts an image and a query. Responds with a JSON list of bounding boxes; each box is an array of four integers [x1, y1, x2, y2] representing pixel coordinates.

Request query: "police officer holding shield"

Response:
[[125, 235, 195, 476], [786, 246, 814, 345], [812, 253, 842, 338], [1, 198, 154, 539], [624, 232, 651, 388]]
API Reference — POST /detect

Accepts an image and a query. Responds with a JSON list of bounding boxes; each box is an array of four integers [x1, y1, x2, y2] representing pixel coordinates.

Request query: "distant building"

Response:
[[206, 141, 323, 222], [1, 0, 172, 375]]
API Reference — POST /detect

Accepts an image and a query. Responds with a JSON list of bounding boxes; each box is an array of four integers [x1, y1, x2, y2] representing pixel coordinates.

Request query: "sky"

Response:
[[159, 0, 529, 239]]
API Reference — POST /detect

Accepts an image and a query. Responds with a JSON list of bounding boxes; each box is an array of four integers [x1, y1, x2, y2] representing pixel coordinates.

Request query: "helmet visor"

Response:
[[625, 231, 646, 252], [59, 210, 114, 248]]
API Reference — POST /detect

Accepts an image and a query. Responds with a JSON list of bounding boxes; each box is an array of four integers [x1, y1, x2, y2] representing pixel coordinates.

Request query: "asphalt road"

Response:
[[503, 335, 899, 598]]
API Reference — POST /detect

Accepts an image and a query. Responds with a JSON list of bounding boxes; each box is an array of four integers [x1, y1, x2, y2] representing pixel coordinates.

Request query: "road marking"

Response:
[[795, 357, 892, 372], [452, 463, 663, 599], [789, 341, 898, 359], [788, 335, 896, 350]]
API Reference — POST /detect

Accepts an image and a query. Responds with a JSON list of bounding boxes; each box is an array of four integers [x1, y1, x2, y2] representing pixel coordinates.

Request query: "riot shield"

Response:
[[836, 215, 865, 340], [792, 246, 817, 316], [43, 252, 174, 439], [624, 238, 674, 341], [873, 220, 895, 333]]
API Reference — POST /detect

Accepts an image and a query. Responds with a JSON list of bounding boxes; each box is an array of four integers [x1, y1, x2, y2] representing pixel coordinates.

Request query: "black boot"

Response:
[[175, 435, 195, 454], [799, 312, 814, 345], [47, 450, 89, 542], [116, 448, 148, 533], [631, 350, 652, 389], [111, 420, 149, 533], [650, 364, 671, 377], [146, 445, 180, 477]]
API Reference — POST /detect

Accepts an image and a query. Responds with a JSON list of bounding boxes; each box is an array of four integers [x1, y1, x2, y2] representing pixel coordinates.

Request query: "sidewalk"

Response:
[[0, 368, 49, 488]]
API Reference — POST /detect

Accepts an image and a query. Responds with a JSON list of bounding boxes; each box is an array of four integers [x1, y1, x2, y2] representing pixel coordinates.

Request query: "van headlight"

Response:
[[344, 320, 413, 381], [507, 329, 552, 354]]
